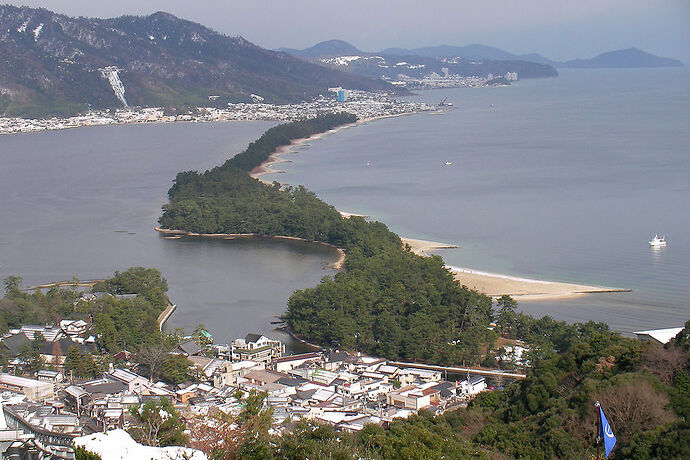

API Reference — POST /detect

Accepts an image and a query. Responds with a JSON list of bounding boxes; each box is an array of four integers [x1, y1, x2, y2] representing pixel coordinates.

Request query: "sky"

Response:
[[4, 1, 689, 62]]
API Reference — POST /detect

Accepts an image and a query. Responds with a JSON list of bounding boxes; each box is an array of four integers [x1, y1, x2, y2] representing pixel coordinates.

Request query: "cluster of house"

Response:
[[0, 91, 434, 134], [1, 321, 97, 372], [0, 331, 491, 457]]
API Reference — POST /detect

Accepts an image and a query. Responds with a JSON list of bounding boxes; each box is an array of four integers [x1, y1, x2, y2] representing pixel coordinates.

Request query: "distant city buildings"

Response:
[[0, 90, 433, 135]]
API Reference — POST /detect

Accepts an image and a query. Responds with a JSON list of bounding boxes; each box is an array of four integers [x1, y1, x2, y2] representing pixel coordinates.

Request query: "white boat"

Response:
[[445, 161, 452, 166], [649, 235, 666, 247]]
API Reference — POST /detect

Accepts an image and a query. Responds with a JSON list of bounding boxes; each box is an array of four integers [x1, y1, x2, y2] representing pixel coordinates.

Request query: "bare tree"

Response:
[[642, 344, 688, 385], [136, 345, 168, 381], [594, 379, 676, 442]]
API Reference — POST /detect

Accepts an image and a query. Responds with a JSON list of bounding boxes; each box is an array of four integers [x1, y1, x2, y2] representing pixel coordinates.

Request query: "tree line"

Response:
[[1, 268, 194, 382]]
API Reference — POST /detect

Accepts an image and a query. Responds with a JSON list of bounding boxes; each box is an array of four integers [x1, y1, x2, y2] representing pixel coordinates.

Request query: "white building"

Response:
[[459, 376, 487, 396], [0, 373, 54, 401], [633, 327, 683, 345]]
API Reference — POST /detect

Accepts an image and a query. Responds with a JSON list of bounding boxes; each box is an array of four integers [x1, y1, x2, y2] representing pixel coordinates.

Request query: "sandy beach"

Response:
[[247, 120, 629, 302], [249, 114, 411, 184], [401, 237, 459, 256], [401, 237, 628, 300]]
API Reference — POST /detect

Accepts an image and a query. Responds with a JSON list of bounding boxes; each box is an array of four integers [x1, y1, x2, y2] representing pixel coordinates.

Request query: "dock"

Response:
[[157, 299, 177, 332]]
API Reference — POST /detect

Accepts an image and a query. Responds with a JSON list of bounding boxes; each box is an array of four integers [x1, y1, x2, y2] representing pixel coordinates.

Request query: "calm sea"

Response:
[[0, 121, 339, 351], [262, 68, 690, 333], [1, 68, 688, 345]]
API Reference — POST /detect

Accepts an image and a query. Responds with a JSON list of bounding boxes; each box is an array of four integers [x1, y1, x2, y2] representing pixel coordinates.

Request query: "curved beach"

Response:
[[249, 114, 411, 184], [247, 120, 630, 302], [400, 237, 628, 300]]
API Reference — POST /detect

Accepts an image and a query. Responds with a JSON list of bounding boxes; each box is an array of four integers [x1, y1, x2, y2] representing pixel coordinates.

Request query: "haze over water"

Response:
[[263, 68, 690, 333]]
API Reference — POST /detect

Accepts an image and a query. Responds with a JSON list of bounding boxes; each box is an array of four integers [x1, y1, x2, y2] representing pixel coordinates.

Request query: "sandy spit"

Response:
[[401, 237, 629, 300]]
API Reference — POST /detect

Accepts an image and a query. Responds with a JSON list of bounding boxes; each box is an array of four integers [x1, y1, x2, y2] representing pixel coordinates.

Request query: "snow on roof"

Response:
[[633, 327, 683, 344], [74, 429, 207, 460], [312, 388, 336, 402], [315, 411, 348, 424], [359, 356, 384, 364], [231, 360, 263, 370], [274, 352, 321, 363], [110, 368, 147, 384], [0, 373, 51, 388], [64, 385, 88, 399], [377, 365, 399, 374]]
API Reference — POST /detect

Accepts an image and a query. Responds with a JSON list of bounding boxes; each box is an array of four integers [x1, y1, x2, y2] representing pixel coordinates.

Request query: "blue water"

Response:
[[263, 68, 690, 333]]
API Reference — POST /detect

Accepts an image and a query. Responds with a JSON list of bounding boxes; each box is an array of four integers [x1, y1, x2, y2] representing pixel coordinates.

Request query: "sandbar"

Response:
[[401, 237, 459, 256], [240, 118, 630, 301], [401, 237, 628, 300], [249, 114, 411, 184]]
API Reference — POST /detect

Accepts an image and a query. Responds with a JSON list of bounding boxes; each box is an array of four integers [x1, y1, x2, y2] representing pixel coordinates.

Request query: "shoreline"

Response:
[[401, 237, 629, 301], [249, 113, 412, 184], [154, 227, 346, 270], [245, 120, 630, 303]]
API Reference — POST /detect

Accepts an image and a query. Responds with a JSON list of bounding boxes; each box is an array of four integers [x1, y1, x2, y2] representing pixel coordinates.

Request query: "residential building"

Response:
[[231, 334, 284, 363]]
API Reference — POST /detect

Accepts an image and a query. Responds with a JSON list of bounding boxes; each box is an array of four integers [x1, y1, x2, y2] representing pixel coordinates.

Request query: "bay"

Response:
[[0, 121, 338, 350], [262, 68, 690, 333]]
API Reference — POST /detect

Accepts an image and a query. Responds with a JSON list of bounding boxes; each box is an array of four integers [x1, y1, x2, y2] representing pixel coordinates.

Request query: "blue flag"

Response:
[[599, 405, 617, 458]]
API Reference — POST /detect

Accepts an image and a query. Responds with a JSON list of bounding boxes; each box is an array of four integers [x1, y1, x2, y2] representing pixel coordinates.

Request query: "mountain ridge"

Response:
[[0, 6, 397, 117], [282, 40, 683, 68], [559, 47, 683, 68]]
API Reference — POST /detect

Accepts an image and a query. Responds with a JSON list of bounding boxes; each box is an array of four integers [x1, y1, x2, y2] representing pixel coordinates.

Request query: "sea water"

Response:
[[0, 121, 337, 350], [262, 68, 690, 333]]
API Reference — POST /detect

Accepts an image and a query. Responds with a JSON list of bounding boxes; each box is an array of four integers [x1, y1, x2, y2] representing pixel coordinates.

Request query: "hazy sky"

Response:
[[5, 1, 689, 62]]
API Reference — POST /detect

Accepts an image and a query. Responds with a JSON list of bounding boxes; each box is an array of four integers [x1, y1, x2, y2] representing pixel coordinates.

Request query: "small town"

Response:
[[0, 90, 434, 135], [0, 287, 531, 458]]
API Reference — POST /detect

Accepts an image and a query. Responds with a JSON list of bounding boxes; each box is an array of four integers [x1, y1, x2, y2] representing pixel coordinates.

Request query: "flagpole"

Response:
[[595, 401, 601, 460]]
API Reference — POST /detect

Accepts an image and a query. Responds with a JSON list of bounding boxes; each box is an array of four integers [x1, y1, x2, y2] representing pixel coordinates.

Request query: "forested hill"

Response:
[[0, 6, 397, 117]]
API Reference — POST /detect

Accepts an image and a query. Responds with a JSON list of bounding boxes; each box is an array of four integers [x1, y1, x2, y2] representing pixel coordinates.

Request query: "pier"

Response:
[[157, 299, 177, 332]]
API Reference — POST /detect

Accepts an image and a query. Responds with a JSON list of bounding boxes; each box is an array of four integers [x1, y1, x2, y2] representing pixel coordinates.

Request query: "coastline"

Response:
[[249, 113, 412, 184], [245, 120, 631, 303], [401, 237, 629, 300], [154, 227, 346, 270]]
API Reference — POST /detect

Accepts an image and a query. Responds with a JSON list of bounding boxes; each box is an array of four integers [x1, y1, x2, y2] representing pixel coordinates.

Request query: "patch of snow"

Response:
[[159, 409, 171, 421], [33, 23, 43, 40], [99, 66, 128, 107], [320, 55, 363, 66], [17, 19, 29, 33], [395, 62, 408, 66], [74, 429, 207, 460]]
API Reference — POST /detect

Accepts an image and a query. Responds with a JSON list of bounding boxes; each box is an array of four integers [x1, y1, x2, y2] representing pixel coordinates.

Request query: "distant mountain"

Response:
[[281, 41, 558, 81], [378, 44, 554, 65], [0, 7, 397, 118], [278, 39, 363, 58], [317, 54, 557, 81], [559, 48, 683, 68]]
